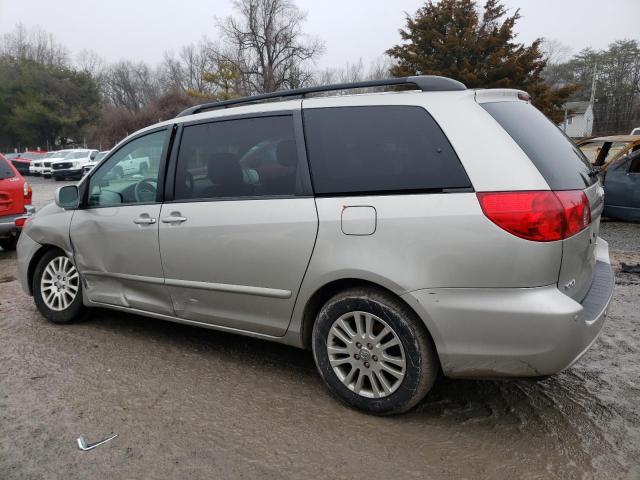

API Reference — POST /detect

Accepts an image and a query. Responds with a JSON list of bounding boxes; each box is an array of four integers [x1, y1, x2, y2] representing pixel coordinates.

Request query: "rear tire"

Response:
[[0, 237, 17, 251], [312, 287, 439, 415], [33, 249, 86, 324]]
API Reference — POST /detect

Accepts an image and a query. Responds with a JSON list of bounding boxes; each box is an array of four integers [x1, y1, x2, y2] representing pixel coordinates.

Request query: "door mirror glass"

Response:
[[55, 185, 80, 210]]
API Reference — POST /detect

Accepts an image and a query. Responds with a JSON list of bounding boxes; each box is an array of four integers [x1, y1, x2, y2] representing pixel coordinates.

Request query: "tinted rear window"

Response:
[[0, 158, 16, 180], [482, 101, 594, 190], [303, 106, 471, 195]]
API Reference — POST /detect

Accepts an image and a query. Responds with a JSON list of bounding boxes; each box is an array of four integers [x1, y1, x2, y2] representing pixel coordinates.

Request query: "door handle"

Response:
[[161, 214, 187, 224], [133, 216, 157, 225]]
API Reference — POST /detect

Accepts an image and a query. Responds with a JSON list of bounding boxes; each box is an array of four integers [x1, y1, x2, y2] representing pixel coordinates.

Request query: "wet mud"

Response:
[[0, 178, 638, 479]]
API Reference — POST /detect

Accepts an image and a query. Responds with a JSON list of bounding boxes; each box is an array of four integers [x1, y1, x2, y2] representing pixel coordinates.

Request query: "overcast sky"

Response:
[[0, 0, 638, 69]]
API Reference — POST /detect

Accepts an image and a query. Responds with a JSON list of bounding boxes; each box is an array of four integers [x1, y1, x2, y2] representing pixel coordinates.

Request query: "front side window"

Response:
[[174, 116, 299, 201], [303, 106, 471, 195], [88, 130, 166, 207]]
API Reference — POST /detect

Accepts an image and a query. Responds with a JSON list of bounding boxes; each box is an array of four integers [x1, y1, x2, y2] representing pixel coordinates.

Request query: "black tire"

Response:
[[312, 287, 439, 415], [54, 177, 63, 181], [0, 236, 17, 251], [32, 249, 86, 324]]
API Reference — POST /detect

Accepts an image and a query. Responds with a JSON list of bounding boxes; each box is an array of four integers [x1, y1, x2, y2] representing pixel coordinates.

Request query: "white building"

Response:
[[560, 101, 594, 138]]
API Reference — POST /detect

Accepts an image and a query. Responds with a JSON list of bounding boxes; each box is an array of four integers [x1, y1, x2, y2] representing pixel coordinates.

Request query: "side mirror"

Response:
[[55, 185, 80, 210]]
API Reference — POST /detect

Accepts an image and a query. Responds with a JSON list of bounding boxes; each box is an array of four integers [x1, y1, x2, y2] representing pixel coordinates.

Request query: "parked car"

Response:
[[602, 148, 640, 221], [0, 154, 34, 250], [630, 128, 640, 135], [31, 150, 71, 177], [51, 149, 99, 181], [9, 151, 45, 176], [577, 135, 640, 172], [16, 76, 614, 414], [82, 150, 109, 175]]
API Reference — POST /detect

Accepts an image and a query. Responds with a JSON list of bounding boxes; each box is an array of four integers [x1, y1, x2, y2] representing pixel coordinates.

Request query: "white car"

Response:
[[29, 151, 67, 176], [630, 127, 640, 135], [41, 150, 74, 178], [50, 150, 98, 181], [82, 150, 110, 176]]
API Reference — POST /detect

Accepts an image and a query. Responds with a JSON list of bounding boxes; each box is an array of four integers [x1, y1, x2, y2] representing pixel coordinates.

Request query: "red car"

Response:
[[0, 154, 34, 251]]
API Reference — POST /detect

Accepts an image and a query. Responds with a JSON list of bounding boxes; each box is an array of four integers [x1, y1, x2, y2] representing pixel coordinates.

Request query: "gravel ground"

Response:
[[0, 176, 639, 479]]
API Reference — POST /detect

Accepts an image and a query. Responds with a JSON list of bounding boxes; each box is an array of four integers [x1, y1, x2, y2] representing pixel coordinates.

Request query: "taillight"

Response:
[[23, 181, 32, 204], [477, 190, 591, 242], [15, 217, 28, 228]]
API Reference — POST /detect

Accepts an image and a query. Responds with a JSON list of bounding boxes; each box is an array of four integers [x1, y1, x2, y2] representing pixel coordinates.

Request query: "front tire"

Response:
[[33, 250, 86, 324], [312, 287, 439, 415]]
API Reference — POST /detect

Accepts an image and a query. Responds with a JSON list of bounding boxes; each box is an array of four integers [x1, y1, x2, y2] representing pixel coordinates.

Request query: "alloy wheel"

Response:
[[326, 311, 406, 398], [40, 256, 80, 311]]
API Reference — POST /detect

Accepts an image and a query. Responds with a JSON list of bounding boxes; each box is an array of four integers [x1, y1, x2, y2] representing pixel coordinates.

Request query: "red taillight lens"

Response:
[[555, 190, 591, 237], [477, 190, 591, 242], [23, 181, 32, 204], [15, 217, 28, 227]]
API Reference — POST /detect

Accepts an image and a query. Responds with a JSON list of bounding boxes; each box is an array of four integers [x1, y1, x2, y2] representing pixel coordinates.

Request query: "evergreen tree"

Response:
[[386, 0, 576, 122]]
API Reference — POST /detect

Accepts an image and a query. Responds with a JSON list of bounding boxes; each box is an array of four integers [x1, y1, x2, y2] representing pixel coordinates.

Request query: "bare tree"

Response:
[[0, 23, 68, 67], [160, 40, 217, 96], [102, 61, 162, 111], [540, 39, 572, 65], [211, 0, 324, 94], [76, 49, 105, 74]]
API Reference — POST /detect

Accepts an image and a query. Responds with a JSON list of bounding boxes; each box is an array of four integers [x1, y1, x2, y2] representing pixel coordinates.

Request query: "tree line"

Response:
[[1, 0, 638, 152]]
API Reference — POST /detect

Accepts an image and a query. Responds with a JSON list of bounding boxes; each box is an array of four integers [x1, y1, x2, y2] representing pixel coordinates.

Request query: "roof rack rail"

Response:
[[175, 75, 466, 118]]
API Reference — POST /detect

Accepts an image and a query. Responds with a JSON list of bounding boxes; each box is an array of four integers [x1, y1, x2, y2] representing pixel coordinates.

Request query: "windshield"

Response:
[[46, 151, 65, 158], [64, 151, 88, 160], [20, 152, 44, 160]]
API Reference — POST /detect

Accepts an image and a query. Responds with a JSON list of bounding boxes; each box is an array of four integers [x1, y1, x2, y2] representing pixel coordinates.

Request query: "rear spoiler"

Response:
[[474, 89, 531, 104]]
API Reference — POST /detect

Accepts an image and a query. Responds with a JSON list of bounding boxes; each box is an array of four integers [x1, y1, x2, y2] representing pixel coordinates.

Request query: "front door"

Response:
[[159, 114, 317, 336], [70, 129, 174, 315]]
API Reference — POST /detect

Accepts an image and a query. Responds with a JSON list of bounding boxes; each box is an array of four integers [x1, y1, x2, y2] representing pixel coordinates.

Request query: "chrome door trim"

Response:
[[83, 271, 292, 299], [164, 278, 292, 299], [83, 270, 165, 285]]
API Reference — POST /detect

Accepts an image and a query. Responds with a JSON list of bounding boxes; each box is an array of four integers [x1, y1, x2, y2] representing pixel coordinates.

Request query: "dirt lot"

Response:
[[1, 177, 639, 479]]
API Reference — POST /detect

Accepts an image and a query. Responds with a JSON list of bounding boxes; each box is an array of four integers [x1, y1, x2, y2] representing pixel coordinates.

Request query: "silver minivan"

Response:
[[17, 76, 614, 414]]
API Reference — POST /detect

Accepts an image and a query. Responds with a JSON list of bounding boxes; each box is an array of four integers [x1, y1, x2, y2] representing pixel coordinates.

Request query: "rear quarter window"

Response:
[[481, 101, 594, 190], [303, 106, 471, 195], [0, 158, 16, 180]]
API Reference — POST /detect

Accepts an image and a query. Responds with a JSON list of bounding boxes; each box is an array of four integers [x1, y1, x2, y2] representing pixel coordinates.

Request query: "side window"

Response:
[[174, 116, 299, 201], [88, 130, 166, 207], [303, 106, 471, 195], [629, 156, 640, 174]]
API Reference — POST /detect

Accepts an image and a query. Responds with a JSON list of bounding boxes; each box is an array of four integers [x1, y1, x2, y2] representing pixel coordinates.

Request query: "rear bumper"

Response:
[[52, 168, 82, 178], [402, 238, 613, 378], [0, 206, 35, 238]]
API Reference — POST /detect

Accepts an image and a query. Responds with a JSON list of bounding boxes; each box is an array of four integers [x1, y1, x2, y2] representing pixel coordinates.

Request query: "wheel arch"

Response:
[[27, 244, 65, 295], [297, 277, 441, 359]]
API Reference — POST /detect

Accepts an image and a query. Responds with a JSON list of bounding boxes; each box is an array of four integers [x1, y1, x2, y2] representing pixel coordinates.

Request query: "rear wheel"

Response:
[[33, 250, 86, 324], [312, 287, 438, 415], [0, 237, 17, 251]]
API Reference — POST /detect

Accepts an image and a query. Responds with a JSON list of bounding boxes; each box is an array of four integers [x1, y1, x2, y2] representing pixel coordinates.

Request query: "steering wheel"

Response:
[[134, 178, 158, 203]]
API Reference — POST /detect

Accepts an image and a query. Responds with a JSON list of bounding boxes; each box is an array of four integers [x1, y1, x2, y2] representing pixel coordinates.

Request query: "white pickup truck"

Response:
[[50, 150, 98, 180]]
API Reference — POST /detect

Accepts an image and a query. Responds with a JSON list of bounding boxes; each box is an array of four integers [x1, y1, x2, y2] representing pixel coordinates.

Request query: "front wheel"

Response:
[[33, 250, 86, 324], [312, 287, 439, 415]]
